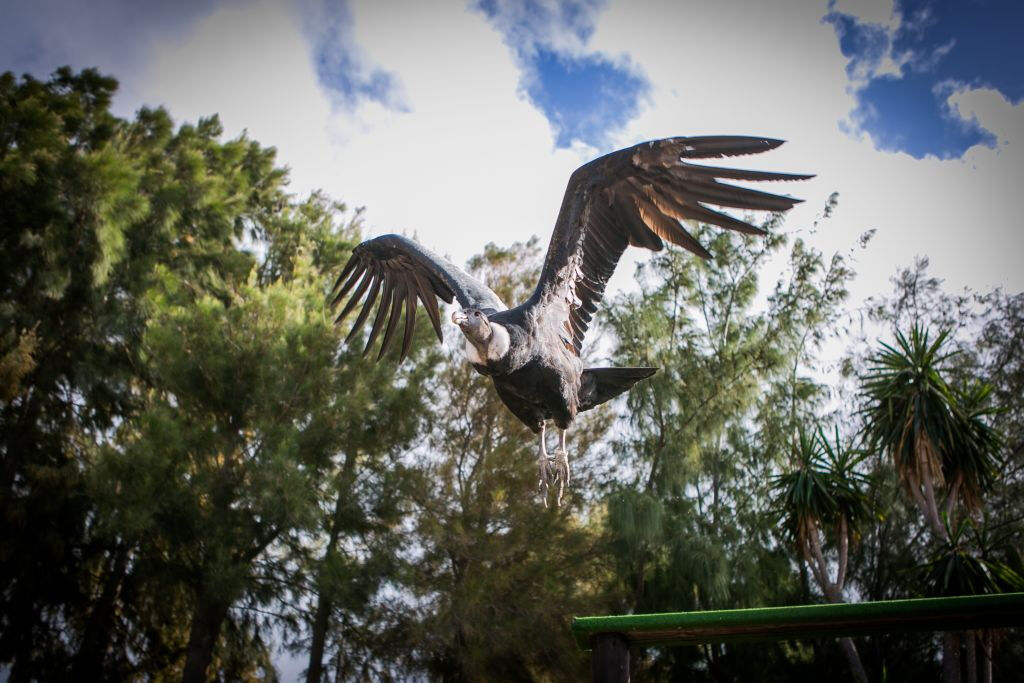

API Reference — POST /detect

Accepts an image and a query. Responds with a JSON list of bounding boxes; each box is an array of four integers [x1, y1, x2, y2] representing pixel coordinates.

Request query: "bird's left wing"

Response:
[[526, 136, 812, 354], [330, 234, 506, 361]]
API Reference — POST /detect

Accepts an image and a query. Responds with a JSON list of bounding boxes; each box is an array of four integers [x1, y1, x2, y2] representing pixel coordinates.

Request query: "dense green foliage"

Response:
[[1, 69, 1020, 682]]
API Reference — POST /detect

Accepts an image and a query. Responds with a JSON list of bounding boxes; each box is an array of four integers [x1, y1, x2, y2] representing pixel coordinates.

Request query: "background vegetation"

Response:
[[1, 69, 1021, 682]]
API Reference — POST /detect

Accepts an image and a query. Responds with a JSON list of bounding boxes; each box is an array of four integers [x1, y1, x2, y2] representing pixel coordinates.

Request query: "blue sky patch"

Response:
[[475, 0, 647, 150], [527, 48, 647, 149], [305, 2, 407, 111], [314, 47, 404, 110], [827, 0, 1021, 159]]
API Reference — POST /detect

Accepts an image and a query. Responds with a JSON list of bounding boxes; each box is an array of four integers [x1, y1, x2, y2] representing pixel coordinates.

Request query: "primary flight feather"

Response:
[[331, 135, 812, 505]]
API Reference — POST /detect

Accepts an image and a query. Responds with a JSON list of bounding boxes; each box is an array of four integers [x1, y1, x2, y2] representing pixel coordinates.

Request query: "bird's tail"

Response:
[[579, 367, 658, 412]]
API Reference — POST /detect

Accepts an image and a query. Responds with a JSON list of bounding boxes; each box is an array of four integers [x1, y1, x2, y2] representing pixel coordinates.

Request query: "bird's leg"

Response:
[[536, 422, 554, 506], [554, 428, 570, 506]]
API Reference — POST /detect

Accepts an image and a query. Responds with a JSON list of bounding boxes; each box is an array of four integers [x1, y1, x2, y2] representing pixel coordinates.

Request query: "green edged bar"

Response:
[[572, 593, 1024, 651]]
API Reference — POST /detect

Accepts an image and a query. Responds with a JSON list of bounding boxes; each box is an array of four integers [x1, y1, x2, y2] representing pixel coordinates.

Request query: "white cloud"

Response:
[[138, 0, 592, 276], [826, 2, 908, 86], [585, 0, 1023, 305], [833, 0, 898, 30], [141, 1, 336, 197], [24, 0, 1019, 313], [947, 86, 1024, 152], [479, 0, 600, 57]]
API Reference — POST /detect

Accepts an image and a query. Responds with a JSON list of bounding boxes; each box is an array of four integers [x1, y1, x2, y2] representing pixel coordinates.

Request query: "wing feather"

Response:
[[377, 281, 406, 361], [329, 255, 360, 303], [363, 271, 394, 357], [330, 261, 365, 310], [662, 174, 802, 212], [584, 221, 623, 258], [633, 191, 711, 260], [659, 193, 768, 237], [526, 135, 810, 351], [400, 284, 419, 362], [344, 270, 382, 344], [674, 160, 813, 182], [333, 267, 374, 326], [674, 135, 785, 158], [614, 192, 664, 251], [412, 271, 444, 343]]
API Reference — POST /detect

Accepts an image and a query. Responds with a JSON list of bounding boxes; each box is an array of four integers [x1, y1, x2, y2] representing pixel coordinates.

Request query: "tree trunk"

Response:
[[305, 593, 333, 683], [71, 545, 129, 679], [804, 522, 869, 683], [920, 471, 946, 538], [836, 516, 850, 590], [965, 631, 977, 683], [916, 470, 959, 682], [981, 630, 992, 683], [942, 631, 961, 683], [838, 637, 870, 683], [181, 593, 230, 683], [306, 452, 360, 683], [305, 531, 342, 683]]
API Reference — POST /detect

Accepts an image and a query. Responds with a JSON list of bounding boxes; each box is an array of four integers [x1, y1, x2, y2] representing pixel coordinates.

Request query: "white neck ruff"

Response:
[[464, 322, 510, 365]]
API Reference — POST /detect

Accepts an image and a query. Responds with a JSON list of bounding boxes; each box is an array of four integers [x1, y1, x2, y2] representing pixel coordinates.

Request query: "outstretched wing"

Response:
[[528, 136, 812, 354], [330, 234, 506, 361]]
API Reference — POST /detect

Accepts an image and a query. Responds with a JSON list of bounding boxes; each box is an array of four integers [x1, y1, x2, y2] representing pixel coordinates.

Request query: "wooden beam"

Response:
[[572, 593, 1024, 650]]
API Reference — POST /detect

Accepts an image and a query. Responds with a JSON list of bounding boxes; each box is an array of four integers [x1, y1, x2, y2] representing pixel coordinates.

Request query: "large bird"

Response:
[[330, 136, 811, 505]]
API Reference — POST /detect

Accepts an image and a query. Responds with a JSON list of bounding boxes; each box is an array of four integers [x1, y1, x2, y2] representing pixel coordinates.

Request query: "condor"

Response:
[[331, 136, 811, 505]]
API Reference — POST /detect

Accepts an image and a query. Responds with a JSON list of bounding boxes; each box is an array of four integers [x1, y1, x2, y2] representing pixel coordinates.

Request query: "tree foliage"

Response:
[[384, 238, 619, 682], [600, 209, 862, 680], [1, 68, 1021, 682]]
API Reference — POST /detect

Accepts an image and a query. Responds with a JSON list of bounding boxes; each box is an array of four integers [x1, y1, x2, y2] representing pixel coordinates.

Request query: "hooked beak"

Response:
[[451, 310, 468, 326]]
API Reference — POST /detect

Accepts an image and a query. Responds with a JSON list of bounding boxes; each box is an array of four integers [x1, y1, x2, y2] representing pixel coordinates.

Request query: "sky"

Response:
[[3, 0, 1022, 321]]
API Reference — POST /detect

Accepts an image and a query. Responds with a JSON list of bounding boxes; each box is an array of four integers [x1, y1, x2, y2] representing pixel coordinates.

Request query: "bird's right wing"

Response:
[[330, 234, 506, 361], [525, 136, 812, 355]]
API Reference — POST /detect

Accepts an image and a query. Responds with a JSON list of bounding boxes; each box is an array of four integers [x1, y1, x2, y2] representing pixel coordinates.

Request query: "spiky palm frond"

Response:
[[818, 426, 873, 537], [948, 382, 1004, 511], [860, 325, 959, 492], [771, 427, 871, 544], [861, 325, 1005, 514], [921, 517, 1024, 597]]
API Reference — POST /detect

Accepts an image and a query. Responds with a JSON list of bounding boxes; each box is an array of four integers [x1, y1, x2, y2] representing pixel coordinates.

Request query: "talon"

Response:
[[537, 456, 553, 492]]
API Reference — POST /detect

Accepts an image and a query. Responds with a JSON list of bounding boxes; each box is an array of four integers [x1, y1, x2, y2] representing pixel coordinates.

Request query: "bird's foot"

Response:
[[553, 450, 570, 506], [537, 455, 555, 507]]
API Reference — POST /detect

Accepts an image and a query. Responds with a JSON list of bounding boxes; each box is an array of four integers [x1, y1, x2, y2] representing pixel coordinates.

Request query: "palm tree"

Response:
[[861, 326, 1002, 534], [922, 517, 1024, 683], [860, 325, 1005, 682], [772, 426, 872, 683]]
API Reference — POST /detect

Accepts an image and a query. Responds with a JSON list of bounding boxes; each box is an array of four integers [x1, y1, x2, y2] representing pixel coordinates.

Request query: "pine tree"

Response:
[[381, 239, 617, 681], [0, 67, 443, 681], [1, 67, 150, 680], [601, 208, 857, 679]]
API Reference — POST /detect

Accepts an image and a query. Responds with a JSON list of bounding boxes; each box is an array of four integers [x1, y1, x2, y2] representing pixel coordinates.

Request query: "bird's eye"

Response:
[[474, 312, 480, 317]]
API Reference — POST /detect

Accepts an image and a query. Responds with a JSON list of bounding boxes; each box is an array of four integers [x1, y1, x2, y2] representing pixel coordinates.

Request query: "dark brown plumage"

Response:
[[330, 135, 811, 504]]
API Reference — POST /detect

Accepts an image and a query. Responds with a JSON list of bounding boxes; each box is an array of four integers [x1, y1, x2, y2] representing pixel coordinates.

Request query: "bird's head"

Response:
[[452, 308, 491, 344]]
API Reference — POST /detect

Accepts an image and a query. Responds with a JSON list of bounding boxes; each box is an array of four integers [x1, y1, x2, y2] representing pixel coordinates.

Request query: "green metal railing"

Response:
[[572, 593, 1024, 682]]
